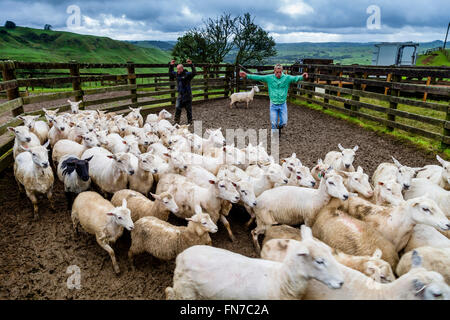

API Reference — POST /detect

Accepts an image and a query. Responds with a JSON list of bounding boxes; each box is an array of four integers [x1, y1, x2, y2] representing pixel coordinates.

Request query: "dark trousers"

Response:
[[174, 97, 193, 124]]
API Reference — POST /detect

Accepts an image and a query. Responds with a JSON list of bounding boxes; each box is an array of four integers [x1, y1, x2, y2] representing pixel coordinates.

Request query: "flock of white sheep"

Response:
[[7, 98, 450, 300]]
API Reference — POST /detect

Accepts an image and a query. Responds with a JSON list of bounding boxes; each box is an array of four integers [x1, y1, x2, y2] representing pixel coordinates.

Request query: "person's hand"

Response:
[[170, 59, 176, 65], [302, 72, 308, 80], [239, 71, 247, 78], [186, 59, 192, 65]]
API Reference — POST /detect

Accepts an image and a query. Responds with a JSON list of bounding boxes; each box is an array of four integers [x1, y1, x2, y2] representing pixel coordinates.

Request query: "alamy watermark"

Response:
[[66, 5, 81, 29], [366, 5, 381, 30], [66, 265, 81, 290]]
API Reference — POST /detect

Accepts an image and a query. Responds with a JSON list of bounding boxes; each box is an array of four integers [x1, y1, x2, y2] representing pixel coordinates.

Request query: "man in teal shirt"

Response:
[[240, 64, 308, 135]]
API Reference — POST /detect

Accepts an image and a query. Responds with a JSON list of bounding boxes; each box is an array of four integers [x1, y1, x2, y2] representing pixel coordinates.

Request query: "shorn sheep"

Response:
[[372, 156, 422, 191], [250, 169, 349, 253], [17, 115, 49, 144], [111, 189, 179, 222], [229, 85, 260, 108], [403, 224, 450, 252], [404, 178, 449, 217], [396, 247, 450, 285], [261, 225, 395, 283], [14, 142, 54, 220], [128, 212, 218, 266], [323, 144, 358, 172], [71, 191, 134, 274], [302, 250, 450, 300], [416, 154, 450, 190], [165, 226, 344, 300]]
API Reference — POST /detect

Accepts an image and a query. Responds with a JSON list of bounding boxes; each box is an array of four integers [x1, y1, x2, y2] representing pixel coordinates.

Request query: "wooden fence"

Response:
[[0, 60, 449, 173]]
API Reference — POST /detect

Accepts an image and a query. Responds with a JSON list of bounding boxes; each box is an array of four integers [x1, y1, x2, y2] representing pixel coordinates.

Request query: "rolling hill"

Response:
[[0, 26, 171, 64]]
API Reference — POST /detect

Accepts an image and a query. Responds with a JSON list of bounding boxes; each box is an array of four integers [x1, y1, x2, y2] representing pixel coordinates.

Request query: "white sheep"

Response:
[[229, 86, 260, 108], [67, 99, 82, 114], [303, 250, 450, 300], [52, 133, 100, 165], [416, 155, 450, 190], [372, 156, 422, 191], [17, 115, 49, 145], [48, 115, 69, 147], [8, 126, 41, 159], [323, 144, 358, 172], [14, 142, 54, 220], [145, 109, 172, 124], [111, 188, 178, 222], [127, 152, 156, 196], [166, 225, 344, 300], [128, 212, 218, 266], [81, 147, 135, 196], [372, 178, 404, 206], [404, 178, 449, 217], [71, 191, 134, 274], [125, 107, 143, 127], [404, 224, 450, 252], [339, 166, 373, 199]]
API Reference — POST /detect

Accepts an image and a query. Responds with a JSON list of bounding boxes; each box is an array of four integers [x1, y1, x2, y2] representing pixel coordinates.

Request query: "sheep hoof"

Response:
[[228, 234, 236, 242]]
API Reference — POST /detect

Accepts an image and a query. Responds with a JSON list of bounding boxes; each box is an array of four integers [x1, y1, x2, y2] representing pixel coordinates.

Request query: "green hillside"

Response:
[[417, 49, 450, 66], [0, 26, 170, 64]]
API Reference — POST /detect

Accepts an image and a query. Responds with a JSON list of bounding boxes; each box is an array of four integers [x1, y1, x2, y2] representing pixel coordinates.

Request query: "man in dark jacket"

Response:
[[169, 59, 197, 124]]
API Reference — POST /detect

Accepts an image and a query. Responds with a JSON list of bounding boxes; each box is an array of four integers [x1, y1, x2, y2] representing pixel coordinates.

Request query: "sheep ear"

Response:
[[357, 166, 363, 173], [391, 156, 402, 168], [7, 127, 15, 133], [338, 144, 344, 151], [107, 155, 116, 160], [280, 159, 286, 163], [413, 279, 426, 293], [378, 181, 384, 186], [296, 245, 309, 257], [372, 248, 382, 259], [17, 115, 24, 120], [121, 198, 127, 209], [353, 145, 359, 152], [85, 155, 94, 162], [318, 158, 323, 165], [300, 225, 313, 240], [436, 155, 447, 166], [106, 212, 115, 216], [411, 250, 422, 268], [209, 179, 216, 185], [150, 193, 160, 200], [43, 140, 50, 150], [20, 145, 30, 152]]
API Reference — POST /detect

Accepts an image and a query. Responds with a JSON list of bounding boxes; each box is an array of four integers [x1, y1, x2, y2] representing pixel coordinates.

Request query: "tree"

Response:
[[201, 13, 236, 64], [232, 13, 277, 65], [171, 29, 212, 63], [4, 21, 16, 29], [44, 24, 52, 31]]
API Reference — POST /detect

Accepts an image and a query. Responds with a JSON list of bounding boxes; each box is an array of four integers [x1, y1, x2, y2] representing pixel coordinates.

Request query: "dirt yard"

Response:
[[0, 97, 437, 299]]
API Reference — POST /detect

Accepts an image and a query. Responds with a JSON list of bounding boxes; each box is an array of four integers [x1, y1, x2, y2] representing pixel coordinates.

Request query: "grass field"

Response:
[[417, 49, 450, 66]]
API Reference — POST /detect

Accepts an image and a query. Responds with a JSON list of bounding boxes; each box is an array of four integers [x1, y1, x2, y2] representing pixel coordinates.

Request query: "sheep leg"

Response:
[[71, 213, 80, 236], [251, 224, 266, 254], [65, 192, 74, 210], [15, 177, 24, 194], [127, 248, 136, 271], [220, 214, 235, 242], [245, 216, 255, 229], [96, 234, 120, 275], [26, 190, 39, 220], [47, 189, 55, 211]]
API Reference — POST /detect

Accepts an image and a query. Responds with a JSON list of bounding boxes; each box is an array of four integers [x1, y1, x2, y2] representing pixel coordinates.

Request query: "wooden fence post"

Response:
[[2, 60, 23, 116], [423, 76, 431, 102], [351, 72, 362, 115], [387, 75, 400, 132], [127, 61, 137, 105], [169, 64, 176, 107], [69, 60, 83, 110], [204, 65, 209, 101], [442, 106, 450, 149], [224, 65, 231, 97]]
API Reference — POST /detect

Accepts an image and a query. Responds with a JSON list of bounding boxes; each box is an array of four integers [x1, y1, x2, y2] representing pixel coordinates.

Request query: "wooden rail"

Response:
[[0, 60, 449, 174]]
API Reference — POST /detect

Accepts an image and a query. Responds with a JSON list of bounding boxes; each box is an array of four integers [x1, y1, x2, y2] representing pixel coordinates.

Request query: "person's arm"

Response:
[[246, 73, 271, 83], [186, 59, 196, 80], [168, 59, 176, 76], [289, 72, 308, 83]]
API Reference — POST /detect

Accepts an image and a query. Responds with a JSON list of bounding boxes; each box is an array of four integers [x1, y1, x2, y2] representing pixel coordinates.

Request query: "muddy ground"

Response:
[[0, 97, 438, 299]]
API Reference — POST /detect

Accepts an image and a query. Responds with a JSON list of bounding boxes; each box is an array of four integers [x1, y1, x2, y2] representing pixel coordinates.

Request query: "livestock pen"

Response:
[[0, 60, 449, 299]]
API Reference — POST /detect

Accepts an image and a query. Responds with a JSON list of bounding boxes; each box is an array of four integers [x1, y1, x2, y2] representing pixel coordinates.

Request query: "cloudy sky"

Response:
[[0, 0, 448, 43]]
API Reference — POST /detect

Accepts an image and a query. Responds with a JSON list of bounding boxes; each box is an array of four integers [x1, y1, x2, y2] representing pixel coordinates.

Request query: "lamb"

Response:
[[42, 108, 59, 126], [261, 225, 395, 283], [250, 169, 349, 253], [340, 195, 450, 252], [125, 107, 143, 127], [8, 126, 41, 159], [156, 173, 240, 241], [71, 191, 134, 274], [57, 154, 93, 208], [284, 162, 316, 188], [372, 178, 404, 206], [14, 142, 54, 220], [52, 133, 100, 166], [312, 207, 399, 268], [372, 156, 421, 191], [17, 115, 49, 144], [104, 133, 130, 154], [404, 224, 450, 252], [165, 225, 344, 300], [111, 188, 178, 222], [302, 250, 450, 300], [67, 99, 82, 114], [67, 121, 89, 143], [404, 178, 449, 217], [81, 147, 135, 196], [229, 85, 260, 108], [416, 155, 450, 190], [396, 247, 450, 285], [145, 109, 172, 124], [323, 144, 358, 172], [128, 212, 218, 266], [48, 115, 69, 147], [339, 166, 373, 199], [127, 152, 157, 196]]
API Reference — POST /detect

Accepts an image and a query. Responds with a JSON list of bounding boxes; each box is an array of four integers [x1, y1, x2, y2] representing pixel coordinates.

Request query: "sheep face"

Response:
[[213, 179, 240, 203], [22, 143, 50, 168], [236, 181, 257, 207], [61, 156, 92, 182], [253, 86, 260, 93], [138, 153, 160, 174], [152, 191, 179, 214], [18, 115, 39, 130], [407, 196, 450, 231], [114, 117, 128, 133], [82, 132, 101, 148], [67, 99, 82, 114], [53, 116, 68, 132], [167, 151, 187, 170], [289, 226, 344, 289], [128, 107, 142, 120], [324, 174, 349, 201], [391, 157, 416, 190], [9, 126, 33, 143], [342, 166, 373, 198], [108, 153, 135, 175], [375, 179, 403, 206], [108, 199, 134, 231], [223, 145, 245, 166], [363, 249, 395, 283], [43, 108, 59, 124], [436, 155, 450, 185], [295, 166, 316, 188], [159, 109, 172, 120], [146, 132, 160, 144], [187, 212, 218, 233], [95, 130, 109, 146], [338, 144, 358, 169], [206, 128, 225, 148], [282, 153, 302, 168]]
